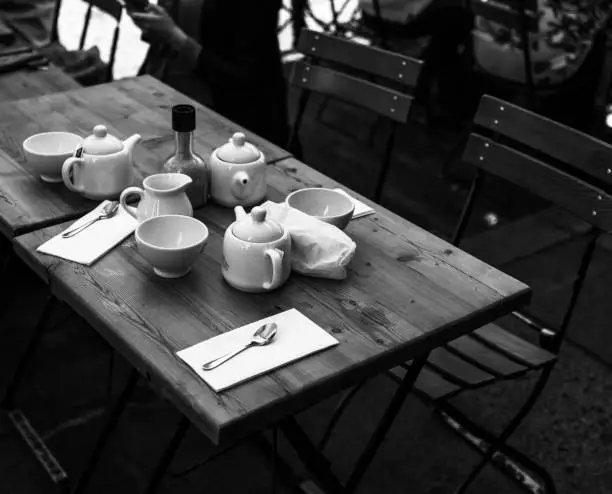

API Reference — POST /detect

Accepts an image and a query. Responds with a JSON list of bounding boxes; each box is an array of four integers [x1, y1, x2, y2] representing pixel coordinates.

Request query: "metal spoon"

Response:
[[61, 201, 120, 238], [202, 322, 278, 371]]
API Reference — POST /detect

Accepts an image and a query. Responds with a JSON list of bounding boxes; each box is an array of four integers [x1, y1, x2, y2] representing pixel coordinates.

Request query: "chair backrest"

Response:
[[455, 94, 612, 350], [290, 28, 422, 123], [79, 0, 123, 81], [474, 95, 612, 190]]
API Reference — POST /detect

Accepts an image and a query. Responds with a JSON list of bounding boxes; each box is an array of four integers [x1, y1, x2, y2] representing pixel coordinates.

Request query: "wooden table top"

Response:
[[0, 75, 291, 237], [14, 155, 531, 446], [0, 65, 79, 103]]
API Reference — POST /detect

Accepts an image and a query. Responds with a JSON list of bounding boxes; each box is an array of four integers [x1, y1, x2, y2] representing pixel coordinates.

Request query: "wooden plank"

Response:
[[426, 348, 495, 387], [0, 76, 291, 237], [0, 66, 79, 103], [473, 323, 556, 368], [475, 95, 612, 187], [471, 0, 538, 31], [390, 366, 461, 400], [297, 29, 423, 87], [446, 334, 526, 377], [290, 62, 413, 122], [463, 134, 612, 231], [13, 156, 530, 446]]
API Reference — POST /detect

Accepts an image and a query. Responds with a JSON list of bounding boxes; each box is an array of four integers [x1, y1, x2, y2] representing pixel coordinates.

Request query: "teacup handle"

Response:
[[62, 157, 84, 193], [263, 248, 284, 290], [119, 186, 144, 219]]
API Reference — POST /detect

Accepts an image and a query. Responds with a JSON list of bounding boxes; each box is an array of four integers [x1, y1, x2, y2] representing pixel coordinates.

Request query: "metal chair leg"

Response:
[[271, 426, 279, 494], [143, 415, 190, 494], [455, 365, 555, 494], [71, 368, 139, 494], [1, 295, 57, 409]]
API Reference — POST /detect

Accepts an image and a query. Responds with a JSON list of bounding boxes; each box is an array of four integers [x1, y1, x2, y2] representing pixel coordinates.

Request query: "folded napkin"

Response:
[[261, 200, 356, 280], [334, 189, 376, 219], [37, 201, 137, 265], [177, 309, 339, 392]]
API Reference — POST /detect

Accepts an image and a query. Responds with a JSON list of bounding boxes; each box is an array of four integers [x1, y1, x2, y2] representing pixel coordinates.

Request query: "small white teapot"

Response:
[[62, 125, 141, 200], [222, 205, 291, 292], [209, 132, 267, 207]]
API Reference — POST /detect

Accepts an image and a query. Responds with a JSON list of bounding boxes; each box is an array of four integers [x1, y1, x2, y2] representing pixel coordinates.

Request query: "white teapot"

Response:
[[209, 132, 267, 207], [62, 125, 141, 200], [222, 205, 291, 292]]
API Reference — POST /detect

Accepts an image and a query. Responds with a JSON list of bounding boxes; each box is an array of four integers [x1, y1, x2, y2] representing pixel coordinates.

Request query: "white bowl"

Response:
[[135, 215, 209, 278], [286, 187, 355, 230], [22, 132, 83, 183]]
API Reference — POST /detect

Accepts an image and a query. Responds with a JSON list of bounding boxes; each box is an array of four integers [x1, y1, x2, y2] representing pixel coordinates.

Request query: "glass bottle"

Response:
[[163, 104, 209, 209]]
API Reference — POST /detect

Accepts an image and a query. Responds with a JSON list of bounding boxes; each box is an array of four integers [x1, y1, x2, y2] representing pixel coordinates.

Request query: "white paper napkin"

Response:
[[177, 309, 339, 392], [37, 200, 137, 265], [334, 188, 375, 219]]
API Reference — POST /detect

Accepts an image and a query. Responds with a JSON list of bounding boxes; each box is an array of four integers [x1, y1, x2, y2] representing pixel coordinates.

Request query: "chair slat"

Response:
[[473, 323, 557, 368], [471, 0, 538, 31], [88, 0, 122, 20], [389, 366, 462, 400], [290, 61, 413, 123], [475, 95, 612, 187], [463, 134, 612, 231], [446, 335, 526, 377], [297, 29, 422, 87], [426, 348, 496, 387], [492, 0, 538, 13]]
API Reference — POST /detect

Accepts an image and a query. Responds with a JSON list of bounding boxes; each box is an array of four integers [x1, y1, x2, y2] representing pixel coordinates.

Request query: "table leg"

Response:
[[71, 368, 139, 494], [344, 354, 429, 494], [143, 415, 190, 494]]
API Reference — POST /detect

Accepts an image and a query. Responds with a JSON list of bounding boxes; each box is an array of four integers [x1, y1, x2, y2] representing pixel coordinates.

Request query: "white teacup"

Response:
[[135, 215, 209, 278], [22, 132, 83, 183]]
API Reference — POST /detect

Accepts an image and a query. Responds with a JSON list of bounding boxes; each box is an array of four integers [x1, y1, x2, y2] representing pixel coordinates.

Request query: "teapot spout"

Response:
[[122, 133, 142, 155], [234, 205, 248, 221]]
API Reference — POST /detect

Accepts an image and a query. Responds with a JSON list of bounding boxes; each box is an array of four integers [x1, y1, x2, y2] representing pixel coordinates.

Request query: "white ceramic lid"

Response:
[[82, 125, 123, 155], [232, 207, 283, 243], [217, 132, 260, 164]]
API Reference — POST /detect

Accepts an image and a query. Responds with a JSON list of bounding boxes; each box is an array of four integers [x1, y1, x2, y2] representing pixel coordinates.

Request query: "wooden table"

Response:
[[13, 150, 530, 492], [0, 75, 291, 238]]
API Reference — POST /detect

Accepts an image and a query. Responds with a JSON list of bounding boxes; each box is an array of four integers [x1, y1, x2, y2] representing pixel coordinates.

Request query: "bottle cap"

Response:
[[172, 104, 196, 132]]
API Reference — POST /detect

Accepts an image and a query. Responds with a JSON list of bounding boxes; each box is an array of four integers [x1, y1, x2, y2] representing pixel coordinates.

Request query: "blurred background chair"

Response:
[[287, 28, 423, 203]]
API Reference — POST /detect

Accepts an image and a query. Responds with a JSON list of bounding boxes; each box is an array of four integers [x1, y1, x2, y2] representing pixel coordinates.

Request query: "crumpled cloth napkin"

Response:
[[261, 200, 356, 280]]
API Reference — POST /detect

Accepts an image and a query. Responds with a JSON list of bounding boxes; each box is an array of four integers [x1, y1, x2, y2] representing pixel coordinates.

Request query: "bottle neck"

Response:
[[174, 131, 194, 159]]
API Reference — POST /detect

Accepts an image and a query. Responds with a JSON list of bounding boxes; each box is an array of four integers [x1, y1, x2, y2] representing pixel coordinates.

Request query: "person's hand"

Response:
[[129, 4, 187, 48]]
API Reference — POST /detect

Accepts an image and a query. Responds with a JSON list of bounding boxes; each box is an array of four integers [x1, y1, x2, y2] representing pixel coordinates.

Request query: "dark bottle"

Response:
[[163, 104, 209, 208]]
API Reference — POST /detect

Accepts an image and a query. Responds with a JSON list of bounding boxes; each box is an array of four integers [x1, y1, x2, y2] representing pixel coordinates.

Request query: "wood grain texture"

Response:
[[0, 66, 79, 103], [475, 95, 612, 187], [13, 156, 530, 446], [0, 75, 291, 237]]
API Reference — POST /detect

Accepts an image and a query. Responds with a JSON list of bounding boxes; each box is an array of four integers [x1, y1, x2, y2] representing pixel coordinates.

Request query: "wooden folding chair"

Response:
[[287, 28, 423, 203], [78, 0, 123, 82], [319, 94, 612, 494]]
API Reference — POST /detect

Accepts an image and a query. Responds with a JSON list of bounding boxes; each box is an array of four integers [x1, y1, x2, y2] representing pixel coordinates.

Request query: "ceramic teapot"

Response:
[[222, 205, 291, 292], [62, 125, 141, 200], [119, 173, 193, 223], [209, 132, 267, 207]]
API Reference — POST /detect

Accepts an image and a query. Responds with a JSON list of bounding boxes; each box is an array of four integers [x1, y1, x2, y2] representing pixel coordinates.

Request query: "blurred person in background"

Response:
[[128, 0, 289, 147]]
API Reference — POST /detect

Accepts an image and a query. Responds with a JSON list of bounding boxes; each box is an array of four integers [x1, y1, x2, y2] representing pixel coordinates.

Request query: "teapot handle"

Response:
[[119, 186, 144, 219], [62, 157, 84, 193], [263, 248, 284, 290]]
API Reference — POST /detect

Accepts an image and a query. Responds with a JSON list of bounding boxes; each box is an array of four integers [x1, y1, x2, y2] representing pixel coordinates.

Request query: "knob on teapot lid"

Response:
[[232, 206, 284, 243], [217, 132, 260, 164], [82, 125, 123, 155]]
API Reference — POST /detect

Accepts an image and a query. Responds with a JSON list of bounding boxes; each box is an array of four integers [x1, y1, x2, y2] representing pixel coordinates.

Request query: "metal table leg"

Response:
[[143, 415, 190, 494], [281, 353, 429, 494], [71, 368, 139, 494]]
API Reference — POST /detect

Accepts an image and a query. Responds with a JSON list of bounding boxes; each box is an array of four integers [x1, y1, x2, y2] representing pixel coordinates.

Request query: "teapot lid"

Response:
[[82, 125, 123, 155], [217, 132, 260, 164], [232, 207, 284, 243]]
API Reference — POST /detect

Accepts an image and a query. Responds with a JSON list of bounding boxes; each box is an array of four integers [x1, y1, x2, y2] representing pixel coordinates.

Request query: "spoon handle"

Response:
[[61, 215, 103, 238], [202, 341, 254, 371]]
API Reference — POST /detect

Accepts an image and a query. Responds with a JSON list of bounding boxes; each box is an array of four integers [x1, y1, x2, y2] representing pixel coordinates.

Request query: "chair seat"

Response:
[[390, 322, 557, 402]]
